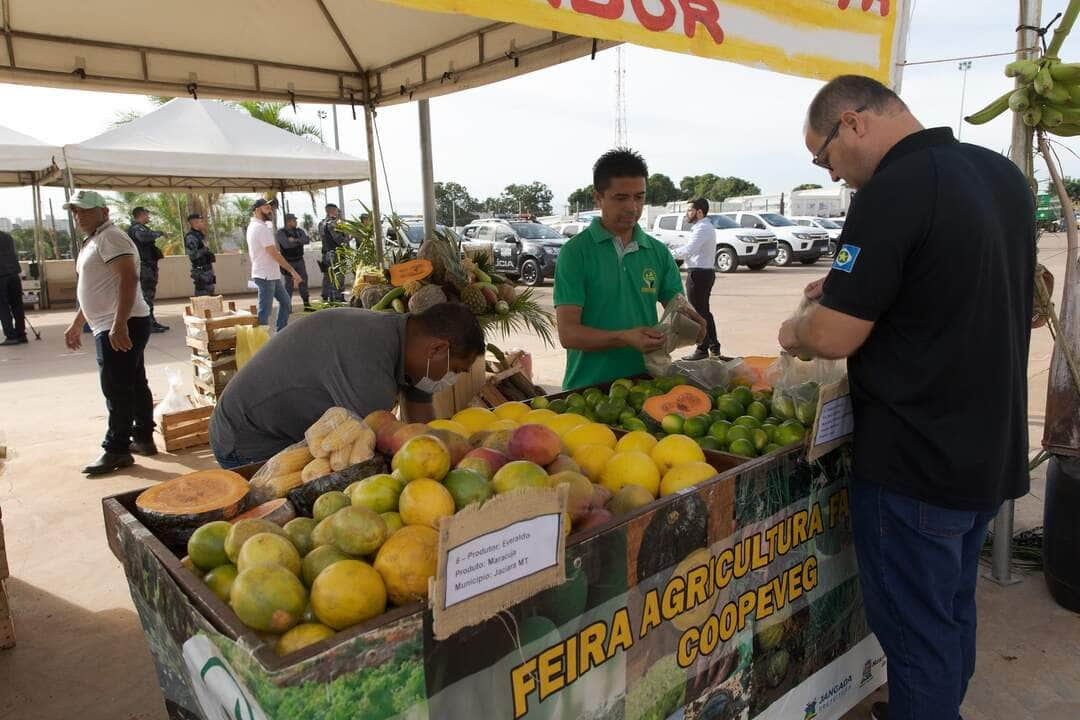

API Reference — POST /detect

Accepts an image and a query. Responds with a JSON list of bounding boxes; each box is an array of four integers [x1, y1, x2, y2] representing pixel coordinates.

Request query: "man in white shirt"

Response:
[[674, 197, 721, 359], [247, 198, 302, 331], [62, 190, 155, 476]]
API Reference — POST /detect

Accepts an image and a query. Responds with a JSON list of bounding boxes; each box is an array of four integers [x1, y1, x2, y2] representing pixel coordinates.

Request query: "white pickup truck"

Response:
[[719, 211, 830, 266], [650, 213, 778, 272]]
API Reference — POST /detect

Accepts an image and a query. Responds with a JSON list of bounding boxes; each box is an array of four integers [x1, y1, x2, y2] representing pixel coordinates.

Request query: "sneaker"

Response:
[[1, 337, 24, 347], [682, 348, 710, 361], [870, 702, 888, 720]]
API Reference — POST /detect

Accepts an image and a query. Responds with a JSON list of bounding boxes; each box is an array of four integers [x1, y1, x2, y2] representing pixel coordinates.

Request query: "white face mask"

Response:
[[414, 346, 458, 394]]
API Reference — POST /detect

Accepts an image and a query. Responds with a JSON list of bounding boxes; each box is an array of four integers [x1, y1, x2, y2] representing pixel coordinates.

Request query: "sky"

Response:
[[0, 0, 1075, 225]]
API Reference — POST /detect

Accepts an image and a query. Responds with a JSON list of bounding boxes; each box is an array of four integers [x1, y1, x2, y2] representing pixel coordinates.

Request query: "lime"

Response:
[[772, 394, 795, 420], [595, 399, 624, 425], [732, 386, 754, 408], [726, 425, 753, 445], [531, 396, 550, 410], [761, 423, 779, 443], [751, 428, 769, 452], [622, 417, 648, 432], [619, 409, 637, 423], [548, 399, 568, 414], [661, 414, 685, 436], [765, 416, 784, 426], [716, 395, 745, 421], [611, 378, 634, 391], [609, 384, 629, 401], [696, 436, 723, 451], [655, 376, 680, 392], [708, 420, 732, 444], [796, 400, 817, 426], [764, 443, 782, 454], [734, 415, 761, 429], [683, 415, 710, 438], [752, 390, 772, 403], [775, 422, 807, 446], [583, 407, 599, 423], [728, 438, 757, 458], [628, 390, 649, 411], [747, 401, 768, 423], [669, 375, 687, 387]]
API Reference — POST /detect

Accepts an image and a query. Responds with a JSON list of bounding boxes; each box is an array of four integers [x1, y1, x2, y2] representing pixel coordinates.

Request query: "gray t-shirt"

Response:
[[209, 308, 431, 462]]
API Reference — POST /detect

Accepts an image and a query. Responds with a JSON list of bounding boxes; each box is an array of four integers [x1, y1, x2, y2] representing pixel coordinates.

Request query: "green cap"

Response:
[[63, 190, 108, 210]]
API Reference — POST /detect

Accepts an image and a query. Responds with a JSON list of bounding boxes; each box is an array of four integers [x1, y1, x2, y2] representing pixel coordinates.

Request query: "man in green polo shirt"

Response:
[[554, 148, 705, 389]]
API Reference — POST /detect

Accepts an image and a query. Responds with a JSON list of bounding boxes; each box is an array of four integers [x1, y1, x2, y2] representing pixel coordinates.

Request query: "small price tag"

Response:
[[807, 377, 855, 461]]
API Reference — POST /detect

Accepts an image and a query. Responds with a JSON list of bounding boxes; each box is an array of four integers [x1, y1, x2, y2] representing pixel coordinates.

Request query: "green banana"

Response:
[[371, 286, 406, 311], [391, 298, 406, 313], [1042, 106, 1065, 128], [1035, 67, 1055, 95], [1023, 106, 1043, 127], [1006, 59, 1041, 81], [1048, 122, 1080, 137], [1008, 88, 1032, 113], [471, 266, 493, 284], [965, 90, 1012, 125], [488, 272, 510, 285], [1065, 84, 1080, 104], [1048, 62, 1080, 82], [1042, 84, 1071, 104]]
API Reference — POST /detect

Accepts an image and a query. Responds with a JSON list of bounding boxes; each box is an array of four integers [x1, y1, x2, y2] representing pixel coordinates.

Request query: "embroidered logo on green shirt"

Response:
[[641, 267, 657, 293]]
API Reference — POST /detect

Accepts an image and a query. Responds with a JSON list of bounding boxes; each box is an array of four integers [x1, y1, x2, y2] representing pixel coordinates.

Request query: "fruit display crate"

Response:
[[157, 402, 215, 453], [101, 437, 882, 720]]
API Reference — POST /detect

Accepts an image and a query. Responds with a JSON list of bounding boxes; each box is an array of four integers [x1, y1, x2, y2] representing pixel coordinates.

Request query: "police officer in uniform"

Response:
[[184, 213, 216, 296], [277, 213, 312, 308], [127, 207, 169, 332], [318, 203, 350, 302]]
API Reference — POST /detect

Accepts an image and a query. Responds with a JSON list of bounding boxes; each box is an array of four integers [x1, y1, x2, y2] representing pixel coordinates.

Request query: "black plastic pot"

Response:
[[1044, 455, 1080, 612]]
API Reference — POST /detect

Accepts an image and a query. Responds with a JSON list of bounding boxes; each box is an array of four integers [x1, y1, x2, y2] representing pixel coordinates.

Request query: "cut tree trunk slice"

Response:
[[136, 469, 250, 553], [231, 498, 297, 526]]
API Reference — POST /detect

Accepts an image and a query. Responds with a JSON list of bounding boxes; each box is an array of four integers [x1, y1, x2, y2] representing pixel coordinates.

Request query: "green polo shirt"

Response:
[[553, 218, 683, 389]]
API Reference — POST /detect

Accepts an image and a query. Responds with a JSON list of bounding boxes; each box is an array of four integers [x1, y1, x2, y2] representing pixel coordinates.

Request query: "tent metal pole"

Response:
[[333, 105, 345, 212], [418, 99, 436, 239], [363, 98, 385, 268], [31, 183, 49, 309]]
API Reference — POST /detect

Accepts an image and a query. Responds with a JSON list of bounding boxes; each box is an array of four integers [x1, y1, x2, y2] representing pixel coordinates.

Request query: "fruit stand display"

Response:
[[103, 371, 883, 720]]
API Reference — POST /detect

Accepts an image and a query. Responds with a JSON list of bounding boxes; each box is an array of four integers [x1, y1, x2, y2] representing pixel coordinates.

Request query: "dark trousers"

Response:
[[284, 258, 310, 306], [95, 316, 154, 453], [0, 273, 25, 340], [321, 253, 344, 302], [140, 262, 159, 324], [851, 480, 997, 720], [685, 268, 719, 351]]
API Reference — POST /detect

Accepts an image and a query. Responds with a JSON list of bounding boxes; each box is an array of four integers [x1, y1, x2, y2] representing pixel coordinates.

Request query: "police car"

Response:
[[460, 219, 567, 286]]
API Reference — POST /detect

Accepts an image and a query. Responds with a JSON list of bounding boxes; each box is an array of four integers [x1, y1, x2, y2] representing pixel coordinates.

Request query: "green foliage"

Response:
[[679, 175, 760, 202], [499, 182, 554, 216], [647, 173, 682, 204], [567, 184, 595, 212], [1062, 176, 1080, 201], [793, 183, 823, 192], [434, 181, 480, 226], [9, 226, 70, 260]]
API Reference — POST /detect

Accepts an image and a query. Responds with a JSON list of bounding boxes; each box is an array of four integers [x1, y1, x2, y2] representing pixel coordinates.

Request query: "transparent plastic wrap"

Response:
[[186, 324, 238, 342], [662, 357, 745, 391], [153, 366, 192, 422], [303, 406, 376, 469], [247, 441, 313, 505], [643, 294, 703, 377], [765, 354, 845, 426]]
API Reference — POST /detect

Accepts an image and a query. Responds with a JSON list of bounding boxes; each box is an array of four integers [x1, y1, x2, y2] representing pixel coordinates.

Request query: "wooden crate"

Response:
[[476, 364, 544, 407], [183, 301, 258, 354], [0, 505, 13, 650], [157, 403, 214, 452]]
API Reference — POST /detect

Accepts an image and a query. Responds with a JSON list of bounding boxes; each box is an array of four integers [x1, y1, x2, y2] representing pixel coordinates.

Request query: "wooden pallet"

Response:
[[0, 505, 13, 650], [158, 404, 215, 452], [184, 301, 256, 402]]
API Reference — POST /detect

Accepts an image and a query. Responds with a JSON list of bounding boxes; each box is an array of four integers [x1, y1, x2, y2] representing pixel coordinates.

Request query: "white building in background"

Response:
[[789, 187, 854, 217], [0, 218, 12, 232]]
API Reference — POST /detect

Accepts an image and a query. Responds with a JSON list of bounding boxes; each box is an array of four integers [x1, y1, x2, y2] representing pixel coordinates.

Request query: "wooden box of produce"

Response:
[[157, 402, 214, 452], [183, 301, 258, 354]]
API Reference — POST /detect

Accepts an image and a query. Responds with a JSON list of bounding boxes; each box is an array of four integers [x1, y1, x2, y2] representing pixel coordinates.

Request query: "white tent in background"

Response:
[[0, 123, 59, 186], [47, 99, 369, 193]]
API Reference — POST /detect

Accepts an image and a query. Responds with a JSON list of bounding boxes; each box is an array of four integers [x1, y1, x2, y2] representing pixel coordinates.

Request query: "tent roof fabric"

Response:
[[0, 1, 608, 107], [48, 99, 370, 192], [0, 123, 60, 187]]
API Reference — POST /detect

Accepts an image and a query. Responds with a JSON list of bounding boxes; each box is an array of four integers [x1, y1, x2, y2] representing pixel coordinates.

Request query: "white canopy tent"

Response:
[[47, 98, 370, 193], [0, 123, 60, 307]]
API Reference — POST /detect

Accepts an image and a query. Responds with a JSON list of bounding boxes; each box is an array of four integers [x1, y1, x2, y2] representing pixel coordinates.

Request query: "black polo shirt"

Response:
[[821, 127, 1034, 511]]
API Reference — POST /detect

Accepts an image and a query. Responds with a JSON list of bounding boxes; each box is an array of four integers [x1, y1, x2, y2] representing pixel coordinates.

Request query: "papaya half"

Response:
[[642, 385, 712, 423]]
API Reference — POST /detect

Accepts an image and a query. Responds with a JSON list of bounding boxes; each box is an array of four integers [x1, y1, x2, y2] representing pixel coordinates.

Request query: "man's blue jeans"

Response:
[[253, 277, 290, 331], [851, 480, 997, 720]]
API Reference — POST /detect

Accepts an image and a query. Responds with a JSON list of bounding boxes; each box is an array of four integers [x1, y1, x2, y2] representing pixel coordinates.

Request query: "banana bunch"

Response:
[[967, 56, 1080, 136]]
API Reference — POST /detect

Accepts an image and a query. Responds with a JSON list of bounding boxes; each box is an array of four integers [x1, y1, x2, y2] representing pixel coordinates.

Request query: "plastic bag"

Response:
[[643, 294, 703, 376], [662, 357, 743, 392], [248, 441, 314, 504], [303, 407, 376, 469], [153, 366, 192, 422], [235, 325, 270, 369], [765, 354, 845, 426]]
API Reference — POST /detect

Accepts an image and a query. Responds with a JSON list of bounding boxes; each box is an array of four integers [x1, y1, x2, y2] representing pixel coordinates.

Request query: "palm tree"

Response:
[[233, 101, 323, 141]]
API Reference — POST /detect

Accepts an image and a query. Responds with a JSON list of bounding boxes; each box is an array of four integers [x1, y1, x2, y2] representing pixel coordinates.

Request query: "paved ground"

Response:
[[0, 234, 1076, 719]]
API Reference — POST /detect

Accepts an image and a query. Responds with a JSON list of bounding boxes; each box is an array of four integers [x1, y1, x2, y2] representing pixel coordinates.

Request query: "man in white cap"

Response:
[[63, 190, 156, 476]]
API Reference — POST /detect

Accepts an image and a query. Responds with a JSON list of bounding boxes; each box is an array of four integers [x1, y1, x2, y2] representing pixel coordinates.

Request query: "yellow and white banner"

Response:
[[383, 0, 910, 86]]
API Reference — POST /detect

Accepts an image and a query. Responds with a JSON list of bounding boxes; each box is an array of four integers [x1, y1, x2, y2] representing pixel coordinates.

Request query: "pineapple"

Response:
[[460, 284, 490, 315], [418, 229, 469, 290]]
